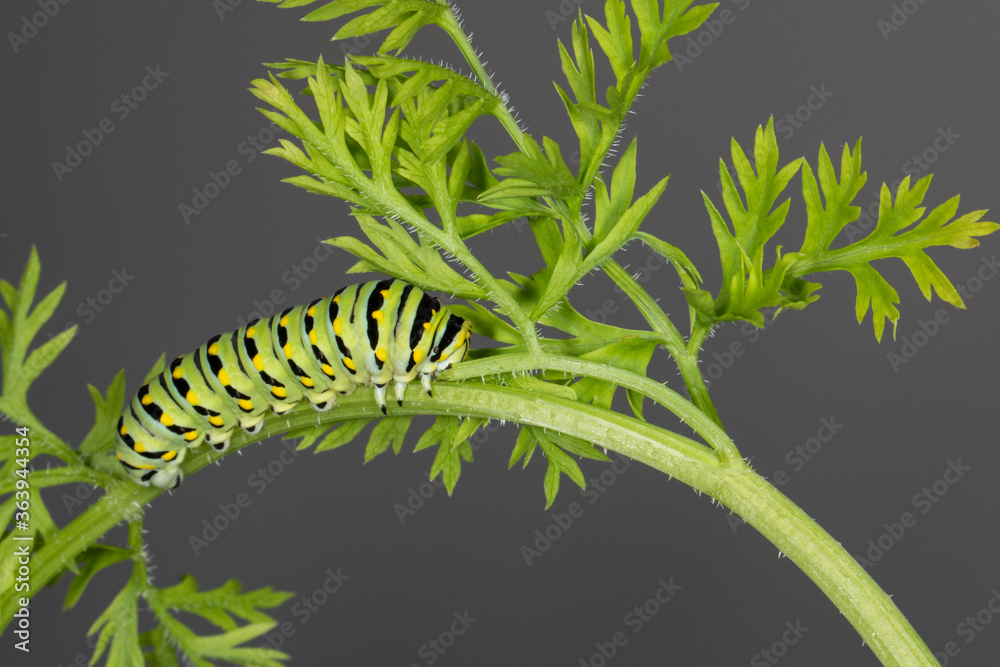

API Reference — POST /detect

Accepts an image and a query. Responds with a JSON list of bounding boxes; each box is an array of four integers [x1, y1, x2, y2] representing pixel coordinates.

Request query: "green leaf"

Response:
[[694, 118, 803, 327], [313, 418, 374, 453], [365, 416, 413, 461], [586, 1, 634, 84], [89, 579, 144, 666], [0, 249, 78, 409], [78, 371, 127, 457], [789, 144, 998, 339], [132, 574, 293, 666], [266, 0, 452, 55], [633, 231, 703, 289], [508, 426, 538, 469], [572, 337, 659, 415], [593, 137, 638, 242], [413, 416, 471, 494], [533, 427, 585, 508], [327, 215, 486, 299], [64, 544, 131, 611], [529, 142, 669, 319], [632, 0, 719, 69]]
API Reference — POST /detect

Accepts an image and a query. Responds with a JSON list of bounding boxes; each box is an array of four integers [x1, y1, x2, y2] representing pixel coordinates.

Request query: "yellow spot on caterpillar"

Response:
[[380, 290, 389, 298], [141, 394, 153, 406], [439, 353, 449, 362], [208, 343, 219, 355], [423, 322, 431, 331], [119, 425, 128, 435], [372, 310, 384, 324], [218, 369, 230, 386], [333, 295, 341, 303], [253, 354, 264, 371], [138, 463, 156, 470], [172, 367, 183, 379], [116, 452, 122, 460], [307, 306, 316, 316], [321, 364, 335, 376], [309, 329, 318, 344], [412, 349, 424, 363], [247, 326, 256, 338], [238, 399, 253, 411], [300, 376, 314, 387], [184, 431, 198, 441], [333, 318, 342, 335], [162, 451, 177, 462], [209, 416, 224, 427], [343, 357, 356, 371], [186, 390, 199, 405], [160, 413, 174, 427], [272, 386, 287, 398], [283, 343, 293, 358], [280, 315, 289, 327], [376, 347, 387, 362], [134, 442, 147, 453]]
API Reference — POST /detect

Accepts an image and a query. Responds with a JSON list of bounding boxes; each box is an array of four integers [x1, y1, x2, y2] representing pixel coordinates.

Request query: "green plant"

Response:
[[1, 0, 995, 664]]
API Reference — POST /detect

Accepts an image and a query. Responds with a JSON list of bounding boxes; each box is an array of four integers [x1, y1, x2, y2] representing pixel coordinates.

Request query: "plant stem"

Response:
[[2, 381, 936, 664], [680, 323, 723, 426], [714, 468, 938, 666]]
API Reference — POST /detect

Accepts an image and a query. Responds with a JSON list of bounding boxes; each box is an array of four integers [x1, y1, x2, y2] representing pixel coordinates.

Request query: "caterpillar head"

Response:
[[428, 313, 472, 375]]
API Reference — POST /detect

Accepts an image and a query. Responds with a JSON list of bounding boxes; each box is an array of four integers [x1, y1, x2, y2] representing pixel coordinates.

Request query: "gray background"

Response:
[[2, 0, 999, 665]]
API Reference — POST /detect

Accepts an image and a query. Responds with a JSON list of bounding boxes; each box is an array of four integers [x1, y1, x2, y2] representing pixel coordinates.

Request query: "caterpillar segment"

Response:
[[115, 280, 472, 489]]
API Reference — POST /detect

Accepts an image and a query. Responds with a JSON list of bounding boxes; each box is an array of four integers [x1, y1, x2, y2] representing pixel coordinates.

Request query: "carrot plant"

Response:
[[1, 1, 995, 664]]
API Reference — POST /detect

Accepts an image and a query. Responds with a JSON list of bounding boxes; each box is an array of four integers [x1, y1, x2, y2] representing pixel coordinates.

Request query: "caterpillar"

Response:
[[115, 279, 472, 490]]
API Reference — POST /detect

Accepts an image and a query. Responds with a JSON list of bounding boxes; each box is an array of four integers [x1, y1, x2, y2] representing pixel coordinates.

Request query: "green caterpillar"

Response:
[[115, 279, 472, 489]]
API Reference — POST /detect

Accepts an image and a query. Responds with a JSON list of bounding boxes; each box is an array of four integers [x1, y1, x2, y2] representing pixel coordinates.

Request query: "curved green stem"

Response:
[[446, 353, 738, 461], [715, 469, 938, 665], [2, 379, 936, 665]]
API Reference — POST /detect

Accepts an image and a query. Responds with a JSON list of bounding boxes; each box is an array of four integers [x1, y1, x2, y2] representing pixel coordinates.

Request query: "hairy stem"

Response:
[[715, 470, 938, 666], [2, 380, 935, 665]]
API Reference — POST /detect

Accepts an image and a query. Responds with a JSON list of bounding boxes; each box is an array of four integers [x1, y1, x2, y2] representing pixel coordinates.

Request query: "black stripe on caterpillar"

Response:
[[115, 279, 472, 489]]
